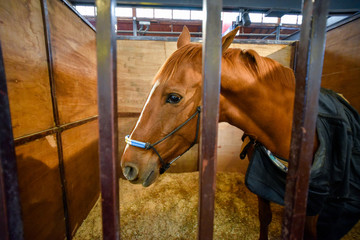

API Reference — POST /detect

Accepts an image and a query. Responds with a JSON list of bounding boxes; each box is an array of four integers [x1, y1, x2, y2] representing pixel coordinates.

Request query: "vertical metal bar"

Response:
[[132, 17, 137, 37], [290, 41, 299, 71], [40, 1, 72, 239], [282, 0, 330, 239], [198, 0, 222, 239], [40, 0, 59, 126], [275, 25, 280, 40], [96, 0, 120, 239], [0, 43, 24, 240]]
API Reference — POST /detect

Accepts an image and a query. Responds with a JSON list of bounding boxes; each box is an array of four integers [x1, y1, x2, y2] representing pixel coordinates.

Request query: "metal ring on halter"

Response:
[[125, 106, 201, 174]]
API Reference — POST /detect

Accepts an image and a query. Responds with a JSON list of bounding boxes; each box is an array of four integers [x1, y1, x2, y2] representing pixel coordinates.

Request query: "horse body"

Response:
[[219, 48, 296, 159], [120, 27, 358, 239]]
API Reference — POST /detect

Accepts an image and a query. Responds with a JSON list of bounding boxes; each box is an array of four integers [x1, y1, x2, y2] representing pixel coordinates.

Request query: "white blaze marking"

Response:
[[124, 80, 160, 153]]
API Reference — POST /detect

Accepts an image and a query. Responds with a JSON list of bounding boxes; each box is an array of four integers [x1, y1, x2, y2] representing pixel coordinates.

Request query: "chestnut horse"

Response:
[[121, 27, 359, 239]]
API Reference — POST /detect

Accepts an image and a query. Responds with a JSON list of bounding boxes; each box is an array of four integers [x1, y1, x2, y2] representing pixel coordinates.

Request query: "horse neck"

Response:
[[219, 56, 295, 159]]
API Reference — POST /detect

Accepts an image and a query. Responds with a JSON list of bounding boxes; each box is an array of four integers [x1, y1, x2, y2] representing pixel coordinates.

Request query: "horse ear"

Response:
[[177, 26, 191, 49], [244, 49, 261, 65], [222, 27, 240, 54]]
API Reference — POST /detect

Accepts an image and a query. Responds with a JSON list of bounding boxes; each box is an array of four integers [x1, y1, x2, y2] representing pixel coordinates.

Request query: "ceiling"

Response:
[[69, 0, 359, 41], [69, 0, 360, 16]]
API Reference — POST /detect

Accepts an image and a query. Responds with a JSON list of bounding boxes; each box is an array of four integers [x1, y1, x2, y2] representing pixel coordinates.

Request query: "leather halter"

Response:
[[125, 106, 201, 174]]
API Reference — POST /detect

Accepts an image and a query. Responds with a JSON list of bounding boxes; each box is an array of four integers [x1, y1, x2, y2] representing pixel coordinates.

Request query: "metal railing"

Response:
[[0, 0, 330, 239]]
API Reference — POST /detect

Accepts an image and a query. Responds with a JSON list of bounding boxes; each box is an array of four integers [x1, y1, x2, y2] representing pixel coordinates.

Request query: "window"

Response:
[[154, 9, 172, 19], [136, 8, 153, 18], [281, 15, 298, 24], [221, 12, 239, 22], [173, 10, 190, 20], [297, 15, 303, 25], [75, 6, 95, 17], [191, 10, 203, 20], [249, 13, 263, 23], [115, 7, 132, 17], [263, 16, 278, 24]]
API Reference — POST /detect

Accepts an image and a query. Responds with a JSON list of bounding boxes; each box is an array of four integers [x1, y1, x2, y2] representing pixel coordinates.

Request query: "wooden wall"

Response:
[[0, 0, 54, 139], [117, 40, 295, 174], [321, 16, 360, 112], [0, 0, 99, 239]]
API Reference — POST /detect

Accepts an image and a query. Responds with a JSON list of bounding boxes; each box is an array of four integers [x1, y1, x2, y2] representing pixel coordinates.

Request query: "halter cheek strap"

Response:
[[125, 106, 201, 174]]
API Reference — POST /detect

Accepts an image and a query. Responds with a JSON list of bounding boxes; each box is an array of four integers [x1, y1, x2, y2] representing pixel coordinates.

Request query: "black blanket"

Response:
[[245, 88, 360, 239]]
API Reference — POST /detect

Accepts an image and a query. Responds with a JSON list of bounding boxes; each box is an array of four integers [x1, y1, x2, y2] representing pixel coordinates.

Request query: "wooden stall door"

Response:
[[1, 0, 100, 239], [322, 17, 360, 112]]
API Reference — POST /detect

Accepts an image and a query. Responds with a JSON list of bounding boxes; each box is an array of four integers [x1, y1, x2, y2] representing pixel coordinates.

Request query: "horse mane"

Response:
[[155, 43, 202, 83], [156, 43, 295, 89], [223, 48, 295, 89]]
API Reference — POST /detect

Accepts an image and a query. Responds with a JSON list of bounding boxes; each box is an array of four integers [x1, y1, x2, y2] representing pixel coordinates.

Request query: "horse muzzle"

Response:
[[121, 149, 160, 187]]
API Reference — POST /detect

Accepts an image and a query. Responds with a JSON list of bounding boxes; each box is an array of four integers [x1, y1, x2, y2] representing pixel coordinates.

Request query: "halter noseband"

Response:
[[125, 106, 201, 174]]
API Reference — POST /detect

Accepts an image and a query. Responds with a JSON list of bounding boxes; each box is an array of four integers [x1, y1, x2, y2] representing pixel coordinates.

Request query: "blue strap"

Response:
[[125, 135, 147, 149], [124, 106, 201, 174]]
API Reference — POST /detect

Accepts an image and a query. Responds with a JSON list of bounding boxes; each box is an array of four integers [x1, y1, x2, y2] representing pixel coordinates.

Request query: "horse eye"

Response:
[[166, 93, 182, 104]]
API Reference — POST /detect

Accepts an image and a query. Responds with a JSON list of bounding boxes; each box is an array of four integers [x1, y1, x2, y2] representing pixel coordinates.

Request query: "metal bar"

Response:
[[40, 1, 72, 238], [62, 0, 96, 32], [117, 30, 292, 38], [197, 0, 222, 239], [326, 11, 360, 31], [72, 0, 360, 14], [14, 116, 98, 147], [55, 132, 72, 238], [275, 25, 280, 40], [282, 0, 330, 239], [0, 43, 24, 240], [289, 41, 299, 71], [132, 17, 137, 36], [14, 128, 58, 147], [96, 0, 120, 239], [57, 115, 98, 131], [285, 12, 360, 41], [12, 109, 135, 147], [41, 0, 60, 127], [117, 35, 295, 45]]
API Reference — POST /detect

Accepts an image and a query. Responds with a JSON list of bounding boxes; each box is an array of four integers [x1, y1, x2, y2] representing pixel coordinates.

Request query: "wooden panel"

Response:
[[217, 123, 247, 174], [48, 0, 97, 124], [117, 40, 168, 113], [15, 135, 66, 240], [0, 0, 54, 138], [61, 120, 100, 235], [322, 18, 360, 112]]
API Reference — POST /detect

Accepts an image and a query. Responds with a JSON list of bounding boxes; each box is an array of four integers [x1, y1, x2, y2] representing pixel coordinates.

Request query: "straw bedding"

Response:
[[74, 172, 359, 240]]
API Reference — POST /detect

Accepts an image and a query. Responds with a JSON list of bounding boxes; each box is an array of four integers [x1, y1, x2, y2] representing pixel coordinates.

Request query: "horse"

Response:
[[120, 26, 360, 240]]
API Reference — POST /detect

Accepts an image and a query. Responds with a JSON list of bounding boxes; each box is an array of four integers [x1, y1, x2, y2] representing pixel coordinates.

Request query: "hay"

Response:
[[74, 172, 360, 240]]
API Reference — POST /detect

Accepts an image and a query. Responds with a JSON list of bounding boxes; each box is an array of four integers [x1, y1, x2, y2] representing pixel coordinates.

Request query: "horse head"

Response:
[[120, 26, 239, 187]]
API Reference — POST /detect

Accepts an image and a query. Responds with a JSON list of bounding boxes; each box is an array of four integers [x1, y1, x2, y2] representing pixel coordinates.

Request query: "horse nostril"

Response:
[[123, 165, 139, 181]]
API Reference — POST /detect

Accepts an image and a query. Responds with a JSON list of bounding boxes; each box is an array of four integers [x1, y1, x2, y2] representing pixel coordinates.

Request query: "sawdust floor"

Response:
[[74, 172, 360, 240]]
